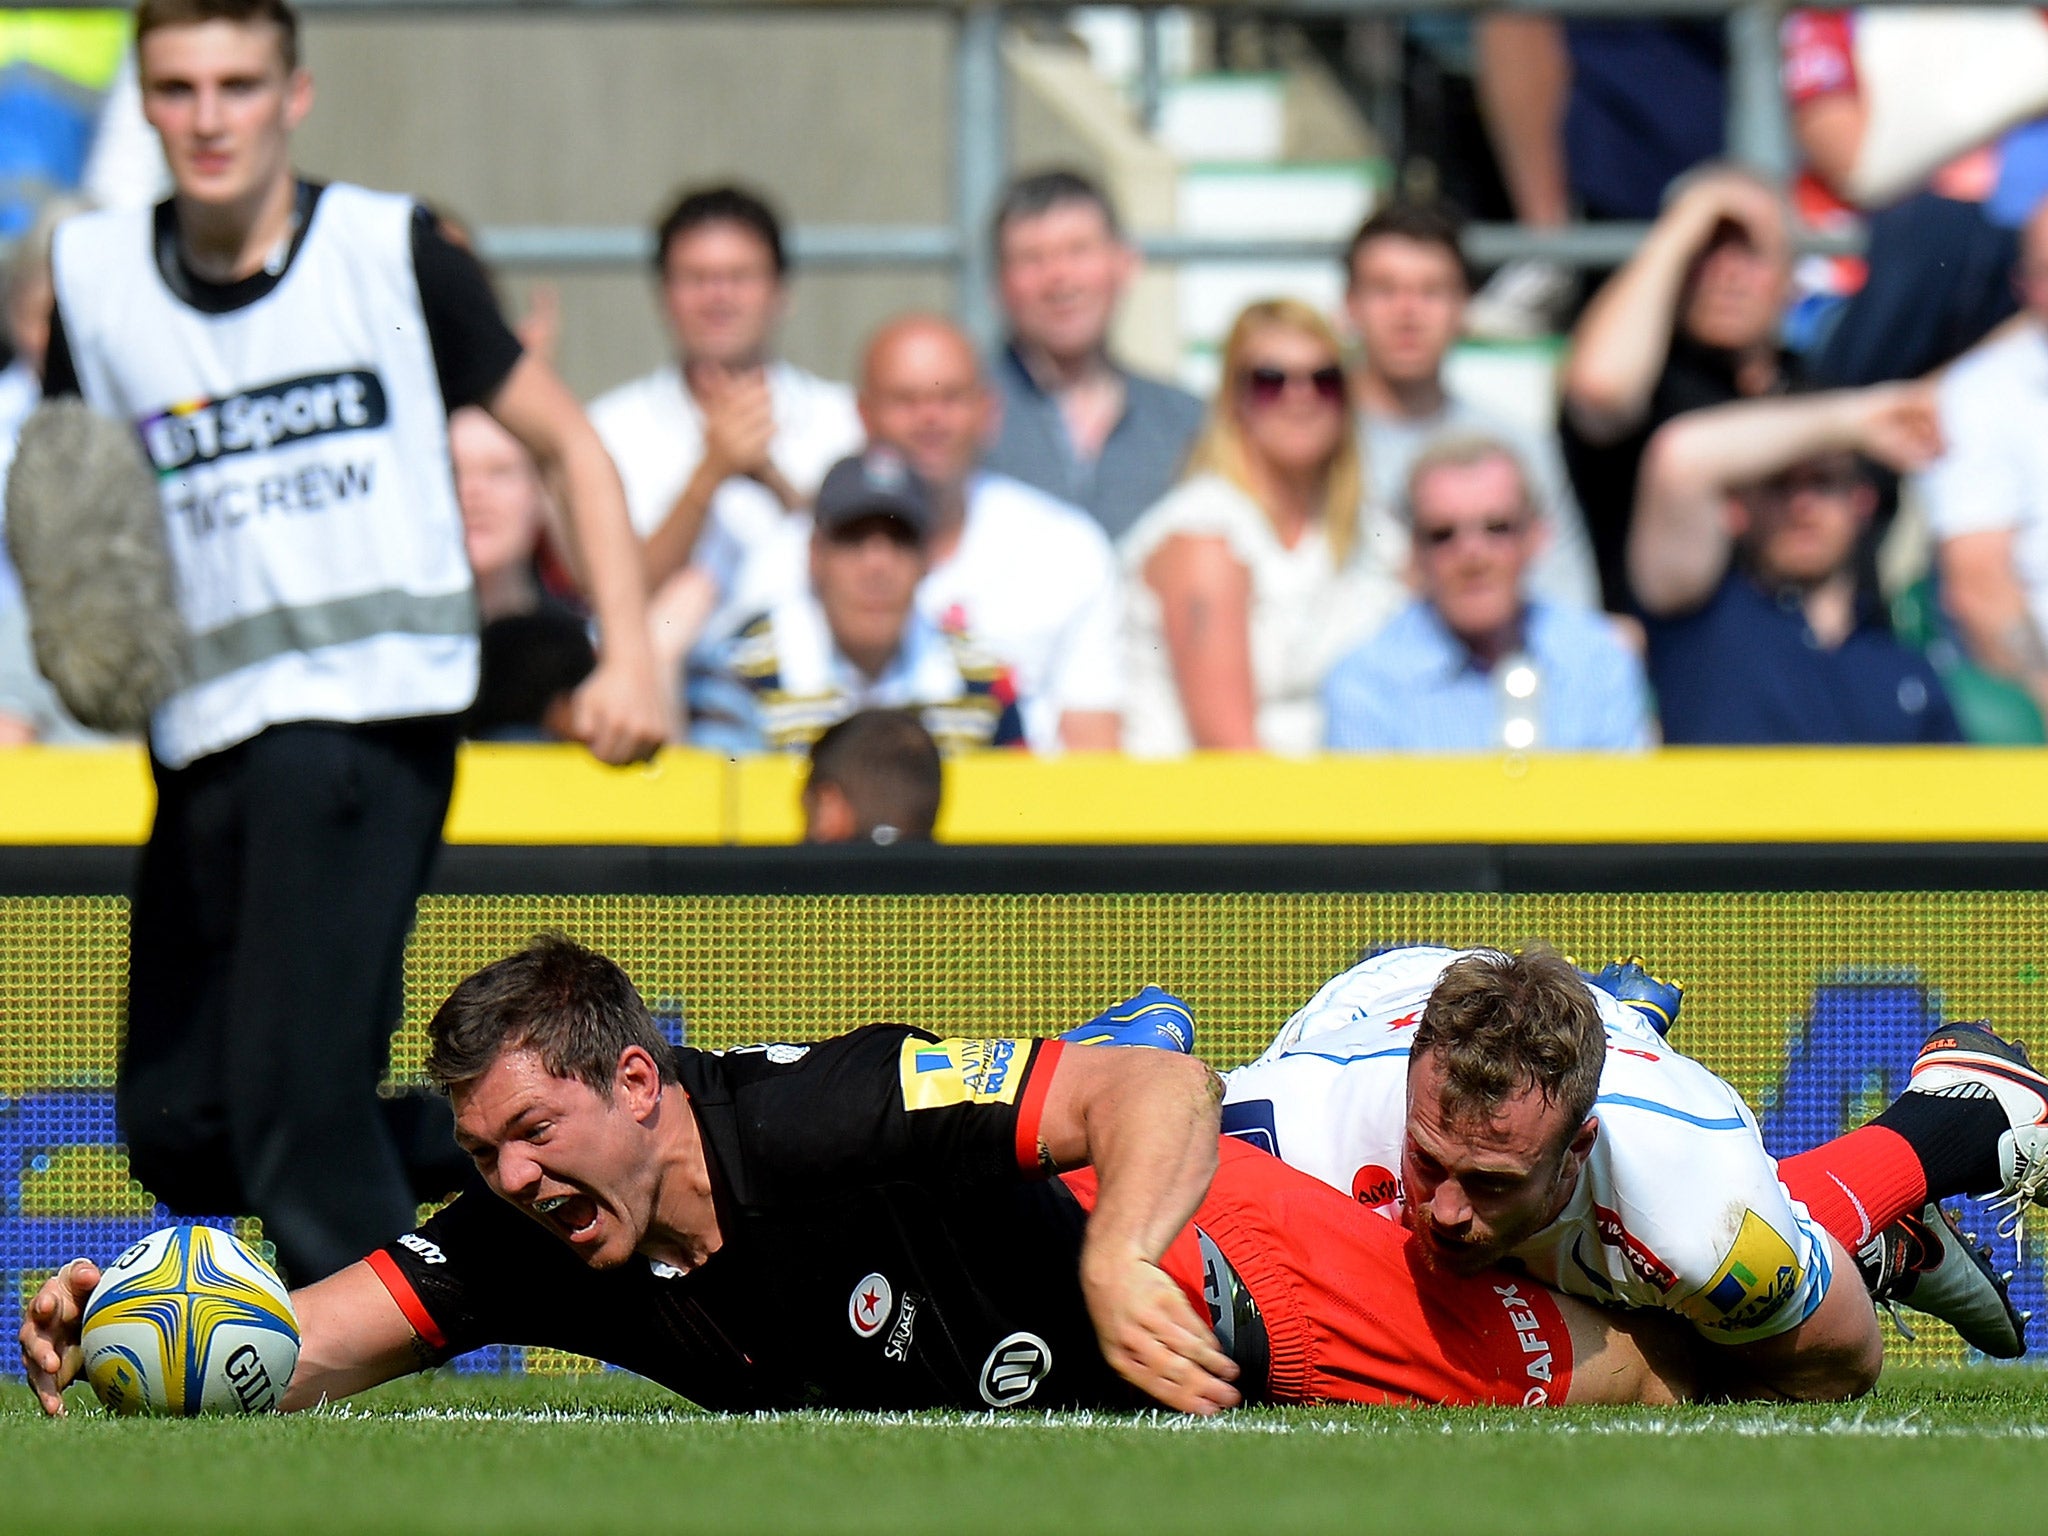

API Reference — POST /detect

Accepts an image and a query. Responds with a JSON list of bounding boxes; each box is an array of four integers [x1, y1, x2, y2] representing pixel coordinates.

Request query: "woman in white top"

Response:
[[1122, 298, 1399, 755]]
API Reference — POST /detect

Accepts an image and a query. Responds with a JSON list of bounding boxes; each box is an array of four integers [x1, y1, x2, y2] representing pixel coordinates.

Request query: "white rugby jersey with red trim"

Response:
[[1222, 946, 1832, 1343]]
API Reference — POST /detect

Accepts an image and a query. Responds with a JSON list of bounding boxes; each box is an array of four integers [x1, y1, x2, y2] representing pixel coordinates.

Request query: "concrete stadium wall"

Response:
[[292, 15, 1107, 400]]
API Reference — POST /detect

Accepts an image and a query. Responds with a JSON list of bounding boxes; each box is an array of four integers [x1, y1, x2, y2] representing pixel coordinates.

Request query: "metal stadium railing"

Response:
[[8, 0, 1900, 346]]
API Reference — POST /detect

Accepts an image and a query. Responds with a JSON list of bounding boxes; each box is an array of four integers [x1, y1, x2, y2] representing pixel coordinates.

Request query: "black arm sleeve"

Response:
[[40, 303, 79, 397], [410, 207, 524, 412], [371, 1188, 595, 1362], [719, 1026, 1063, 1202]]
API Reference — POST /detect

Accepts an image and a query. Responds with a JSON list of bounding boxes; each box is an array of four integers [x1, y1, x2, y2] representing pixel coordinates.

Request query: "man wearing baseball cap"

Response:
[[688, 448, 1024, 753]]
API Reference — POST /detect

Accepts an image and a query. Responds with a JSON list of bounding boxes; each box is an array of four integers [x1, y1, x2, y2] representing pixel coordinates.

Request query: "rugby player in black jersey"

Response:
[[24, 935, 1703, 1416]]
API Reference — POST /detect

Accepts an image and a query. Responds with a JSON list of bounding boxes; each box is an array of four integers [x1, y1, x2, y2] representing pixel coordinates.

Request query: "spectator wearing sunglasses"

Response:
[[1631, 385, 1960, 743], [1120, 298, 1400, 754], [1344, 202, 1599, 614], [1324, 435, 1650, 753]]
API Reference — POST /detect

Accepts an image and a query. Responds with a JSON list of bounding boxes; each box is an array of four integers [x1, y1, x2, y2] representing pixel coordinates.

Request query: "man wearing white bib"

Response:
[[39, 0, 664, 1282]]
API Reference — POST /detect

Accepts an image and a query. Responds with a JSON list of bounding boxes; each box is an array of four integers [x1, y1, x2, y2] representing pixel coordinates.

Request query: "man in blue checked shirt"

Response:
[[1322, 434, 1652, 753]]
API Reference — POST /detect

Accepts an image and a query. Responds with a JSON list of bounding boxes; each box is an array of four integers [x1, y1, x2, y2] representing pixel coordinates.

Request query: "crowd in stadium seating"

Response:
[[8, 7, 2048, 757], [498, 164, 2044, 756]]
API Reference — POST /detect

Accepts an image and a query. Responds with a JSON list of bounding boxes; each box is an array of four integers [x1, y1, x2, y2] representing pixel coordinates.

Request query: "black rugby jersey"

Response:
[[370, 1026, 1150, 1412]]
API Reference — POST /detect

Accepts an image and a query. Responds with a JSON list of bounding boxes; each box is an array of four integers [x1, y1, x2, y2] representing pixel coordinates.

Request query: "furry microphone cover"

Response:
[[4, 398, 187, 734]]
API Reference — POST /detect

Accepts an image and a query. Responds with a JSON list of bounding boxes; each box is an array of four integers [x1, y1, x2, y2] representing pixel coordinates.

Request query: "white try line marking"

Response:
[[315, 1403, 2048, 1439]]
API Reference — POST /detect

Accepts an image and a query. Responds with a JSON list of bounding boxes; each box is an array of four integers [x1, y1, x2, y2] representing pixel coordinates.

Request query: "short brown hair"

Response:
[[1409, 944, 1603, 1136], [1344, 200, 1470, 290], [135, 0, 300, 72], [807, 708, 942, 842], [992, 168, 1122, 258], [654, 184, 786, 278], [426, 934, 680, 1098]]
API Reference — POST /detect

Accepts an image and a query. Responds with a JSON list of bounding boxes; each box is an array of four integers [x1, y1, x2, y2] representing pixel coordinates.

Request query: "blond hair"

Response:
[[1184, 297, 1361, 568]]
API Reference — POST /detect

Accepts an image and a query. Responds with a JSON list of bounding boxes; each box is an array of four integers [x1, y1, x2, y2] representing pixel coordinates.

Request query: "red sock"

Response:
[[1778, 1126, 1929, 1250]]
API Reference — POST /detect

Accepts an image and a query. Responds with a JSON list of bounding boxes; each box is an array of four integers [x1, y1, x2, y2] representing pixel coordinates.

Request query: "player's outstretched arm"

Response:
[[488, 353, 671, 762], [1036, 1045, 1241, 1415], [18, 1256, 427, 1417], [279, 1260, 434, 1412]]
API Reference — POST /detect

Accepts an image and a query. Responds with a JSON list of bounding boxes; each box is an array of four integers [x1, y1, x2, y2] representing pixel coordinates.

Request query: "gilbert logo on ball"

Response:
[[80, 1225, 300, 1416]]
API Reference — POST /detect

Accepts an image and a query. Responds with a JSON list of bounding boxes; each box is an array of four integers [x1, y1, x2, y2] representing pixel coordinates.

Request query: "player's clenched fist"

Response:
[[18, 1258, 99, 1417], [1082, 1252, 1240, 1416]]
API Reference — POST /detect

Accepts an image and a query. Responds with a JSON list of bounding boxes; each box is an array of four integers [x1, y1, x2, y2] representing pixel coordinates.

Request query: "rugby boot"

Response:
[[1059, 986, 1195, 1053], [1584, 957, 1683, 1037], [1860, 1203, 2027, 1359], [1907, 1023, 2048, 1236]]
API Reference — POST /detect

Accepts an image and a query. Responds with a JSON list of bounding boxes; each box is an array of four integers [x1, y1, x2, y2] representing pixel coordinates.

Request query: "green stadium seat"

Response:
[[1890, 577, 2045, 745]]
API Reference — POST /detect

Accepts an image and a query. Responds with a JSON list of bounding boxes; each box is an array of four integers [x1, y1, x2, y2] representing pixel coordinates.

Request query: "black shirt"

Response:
[[371, 1028, 1148, 1413], [1561, 335, 1797, 612], [43, 180, 522, 413]]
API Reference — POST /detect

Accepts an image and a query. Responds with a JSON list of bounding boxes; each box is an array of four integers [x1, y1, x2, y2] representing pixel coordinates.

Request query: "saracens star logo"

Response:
[[849, 1273, 894, 1337]]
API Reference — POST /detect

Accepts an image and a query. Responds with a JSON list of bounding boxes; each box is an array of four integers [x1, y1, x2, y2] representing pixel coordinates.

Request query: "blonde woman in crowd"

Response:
[[1121, 298, 1400, 753]]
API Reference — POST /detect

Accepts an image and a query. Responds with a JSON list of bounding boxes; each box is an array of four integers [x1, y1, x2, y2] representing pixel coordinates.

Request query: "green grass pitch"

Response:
[[7, 1368, 2048, 1534]]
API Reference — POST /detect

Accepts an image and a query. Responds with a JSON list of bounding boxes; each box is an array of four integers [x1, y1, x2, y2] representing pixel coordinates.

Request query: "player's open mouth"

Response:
[[532, 1193, 601, 1239]]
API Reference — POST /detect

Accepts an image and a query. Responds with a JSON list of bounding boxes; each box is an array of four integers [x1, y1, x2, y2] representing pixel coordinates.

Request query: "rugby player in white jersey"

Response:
[[1220, 945, 2043, 1397]]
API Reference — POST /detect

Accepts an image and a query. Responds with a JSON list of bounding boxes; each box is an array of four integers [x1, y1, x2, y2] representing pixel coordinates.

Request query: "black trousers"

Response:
[[118, 717, 468, 1283]]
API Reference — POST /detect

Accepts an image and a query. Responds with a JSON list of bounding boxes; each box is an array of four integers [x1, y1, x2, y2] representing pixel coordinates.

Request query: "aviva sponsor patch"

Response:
[[899, 1037, 1027, 1110], [1679, 1209, 1802, 1332]]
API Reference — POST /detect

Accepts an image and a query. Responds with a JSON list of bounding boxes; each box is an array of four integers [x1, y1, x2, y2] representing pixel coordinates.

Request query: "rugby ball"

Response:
[[79, 1225, 300, 1416]]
